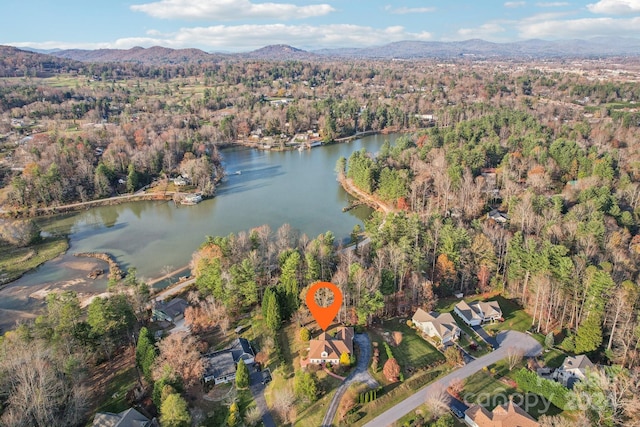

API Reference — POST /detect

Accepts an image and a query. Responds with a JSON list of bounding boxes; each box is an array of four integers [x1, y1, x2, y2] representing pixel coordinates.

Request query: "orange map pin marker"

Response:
[[306, 281, 342, 331]]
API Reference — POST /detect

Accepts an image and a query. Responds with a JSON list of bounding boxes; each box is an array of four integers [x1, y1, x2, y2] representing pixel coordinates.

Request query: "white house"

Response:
[[412, 308, 460, 344], [553, 355, 594, 388], [454, 300, 502, 327]]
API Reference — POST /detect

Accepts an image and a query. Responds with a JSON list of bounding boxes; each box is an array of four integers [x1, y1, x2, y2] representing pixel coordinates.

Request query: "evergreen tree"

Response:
[[262, 287, 281, 332], [160, 393, 191, 427], [136, 327, 157, 380], [279, 251, 301, 319], [126, 162, 138, 193], [235, 359, 249, 389], [575, 313, 603, 354], [294, 371, 318, 403]]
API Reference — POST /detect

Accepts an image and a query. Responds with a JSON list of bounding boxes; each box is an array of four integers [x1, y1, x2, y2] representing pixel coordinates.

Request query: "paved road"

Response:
[[153, 277, 196, 302], [249, 368, 276, 427], [321, 333, 379, 427], [473, 325, 498, 349], [363, 331, 542, 427]]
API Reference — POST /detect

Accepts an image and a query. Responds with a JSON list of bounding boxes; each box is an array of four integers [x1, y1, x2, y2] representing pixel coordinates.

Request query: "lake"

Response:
[[0, 133, 399, 330]]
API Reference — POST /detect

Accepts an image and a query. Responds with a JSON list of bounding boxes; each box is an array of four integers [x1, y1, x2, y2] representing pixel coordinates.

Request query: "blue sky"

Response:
[[2, 0, 640, 51]]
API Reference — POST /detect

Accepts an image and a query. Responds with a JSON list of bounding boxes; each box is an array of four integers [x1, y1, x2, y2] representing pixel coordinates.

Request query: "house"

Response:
[[307, 327, 354, 365], [464, 400, 539, 427], [230, 337, 255, 365], [152, 298, 189, 323], [203, 351, 237, 385], [203, 338, 255, 384], [553, 355, 594, 388], [92, 408, 158, 427], [412, 308, 460, 344], [173, 177, 188, 186], [488, 209, 509, 224], [455, 300, 503, 327]]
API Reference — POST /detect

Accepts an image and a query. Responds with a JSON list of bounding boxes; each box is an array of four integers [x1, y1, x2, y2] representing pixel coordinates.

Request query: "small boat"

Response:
[[235, 170, 242, 175]]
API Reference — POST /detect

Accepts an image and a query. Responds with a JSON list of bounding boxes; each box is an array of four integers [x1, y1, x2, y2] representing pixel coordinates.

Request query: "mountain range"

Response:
[[8, 37, 640, 65]]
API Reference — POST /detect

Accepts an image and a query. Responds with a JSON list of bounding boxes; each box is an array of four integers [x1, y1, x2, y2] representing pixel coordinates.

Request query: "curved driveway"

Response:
[[363, 330, 542, 427], [321, 333, 379, 427]]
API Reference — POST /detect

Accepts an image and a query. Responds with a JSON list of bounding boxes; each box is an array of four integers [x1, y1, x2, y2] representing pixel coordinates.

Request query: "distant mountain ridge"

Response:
[[52, 46, 225, 64], [10, 37, 640, 65]]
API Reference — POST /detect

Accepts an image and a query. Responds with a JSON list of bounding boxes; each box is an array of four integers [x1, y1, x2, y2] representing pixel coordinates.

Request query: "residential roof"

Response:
[[465, 401, 539, 427], [562, 355, 594, 371], [204, 350, 236, 381], [93, 408, 156, 427], [308, 327, 354, 361], [230, 337, 255, 362], [412, 308, 459, 340], [476, 300, 502, 318], [162, 298, 189, 319], [455, 300, 483, 322]]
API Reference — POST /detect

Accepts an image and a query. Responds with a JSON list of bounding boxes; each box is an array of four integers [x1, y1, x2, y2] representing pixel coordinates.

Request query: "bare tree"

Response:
[[272, 387, 295, 424], [425, 386, 449, 420], [152, 331, 204, 387], [507, 347, 524, 371]]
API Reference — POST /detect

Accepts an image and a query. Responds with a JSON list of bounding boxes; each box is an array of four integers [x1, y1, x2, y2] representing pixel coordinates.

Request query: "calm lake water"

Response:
[[0, 133, 398, 329]]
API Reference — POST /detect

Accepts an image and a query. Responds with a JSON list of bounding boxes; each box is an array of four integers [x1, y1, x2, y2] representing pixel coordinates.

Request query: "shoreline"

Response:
[[337, 173, 397, 214], [0, 129, 403, 220]]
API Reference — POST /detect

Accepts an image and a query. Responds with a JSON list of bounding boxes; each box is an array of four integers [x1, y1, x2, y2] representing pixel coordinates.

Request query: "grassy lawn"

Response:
[[376, 319, 444, 375], [463, 359, 564, 421], [356, 365, 451, 426], [0, 236, 68, 286], [457, 329, 490, 358], [392, 405, 466, 427], [461, 369, 516, 407], [95, 365, 138, 414], [541, 348, 566, 368], [483, 296, 532, 334], [202, 388, 255, 427]]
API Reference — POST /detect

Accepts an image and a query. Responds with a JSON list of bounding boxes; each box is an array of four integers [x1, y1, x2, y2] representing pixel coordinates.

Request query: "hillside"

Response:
[[0, 45, 84, 77]]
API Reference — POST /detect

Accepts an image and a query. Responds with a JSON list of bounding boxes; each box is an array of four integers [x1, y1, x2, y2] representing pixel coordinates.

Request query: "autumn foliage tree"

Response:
[[153, 331, 204, 387], [383, 358, 401, 382]]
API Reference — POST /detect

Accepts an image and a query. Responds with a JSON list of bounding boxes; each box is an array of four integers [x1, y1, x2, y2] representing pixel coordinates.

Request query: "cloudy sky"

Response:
[[2, 0, 640, 51]]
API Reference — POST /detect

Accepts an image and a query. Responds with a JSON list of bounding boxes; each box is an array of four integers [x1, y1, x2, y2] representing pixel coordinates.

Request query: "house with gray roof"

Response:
[[553, 354, 594, 388], [92, 408, 158, 427], [152, 298, 189, 323], [454, 300, 502, 326], [203, 338, 255, 384], [412, 308, 460, 344]]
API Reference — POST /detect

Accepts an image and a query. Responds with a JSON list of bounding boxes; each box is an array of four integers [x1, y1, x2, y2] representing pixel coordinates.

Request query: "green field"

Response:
[[378, 320, 445, 374], [0, 236, 68, 286]]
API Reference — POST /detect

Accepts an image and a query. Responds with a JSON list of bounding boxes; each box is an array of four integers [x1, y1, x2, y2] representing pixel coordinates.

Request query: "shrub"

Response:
[[514, 368, 571, 410], [383, 342, 395, 360], [406, 320, 413, 328], [299, 327, 310, 342], [383, 358, 401, 382], [392, 331, 403, 346]]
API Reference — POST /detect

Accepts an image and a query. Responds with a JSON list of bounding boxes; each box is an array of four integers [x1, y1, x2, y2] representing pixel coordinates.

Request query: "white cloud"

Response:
[[536, 2, 570, 6], [587, 0, 640, 14], [457, 23, 506, 39], [131, 0, 335, 21], [504, 1, 527, 7], [518, 15, 640, 38], [6, 24, 432, 52], [384, 6, 436, 14]]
